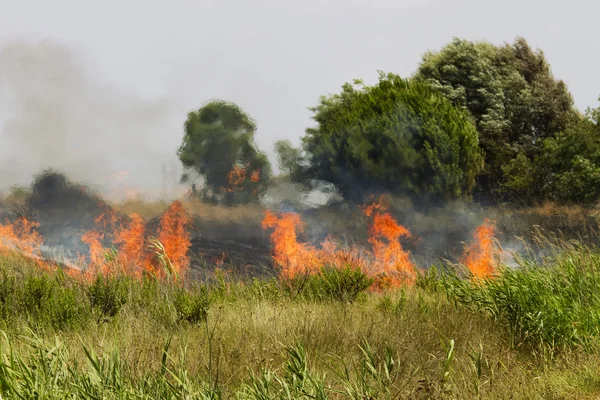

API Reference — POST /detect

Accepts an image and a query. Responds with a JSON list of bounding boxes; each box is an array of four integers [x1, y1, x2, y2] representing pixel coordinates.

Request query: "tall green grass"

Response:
[[2, 243, 600, 398], [441, 243, 600, 351]]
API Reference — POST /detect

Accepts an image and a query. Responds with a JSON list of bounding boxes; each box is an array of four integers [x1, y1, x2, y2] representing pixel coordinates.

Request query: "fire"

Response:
[[261, 197, 417, 288], [220, 164, 249, 193], [113, 213, 146, 277], [154, 201, 192, 278], [261, 210, 320, 278], [81, 231, 104, 268], [461, 218, 497, 279], [214, 251, 227, 266], [319, 236, 370, 272], [228, 164, 248, 187], [81, 208, 119, 275], [0, 217, 44, 255], [362, 198, 417, 287], [220, 165, 261, 193], [74, 201, 192, 281], [0, 185, 504, 292]]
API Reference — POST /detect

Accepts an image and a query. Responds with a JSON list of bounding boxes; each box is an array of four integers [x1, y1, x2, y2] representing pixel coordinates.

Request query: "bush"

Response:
[[284, 265, 373, 303], [298, 72, 483, 204], [0, 273, 16, 320], [21, 273, 88, 330], [173, 286, 210, 324], [87, 274, 130, 320]]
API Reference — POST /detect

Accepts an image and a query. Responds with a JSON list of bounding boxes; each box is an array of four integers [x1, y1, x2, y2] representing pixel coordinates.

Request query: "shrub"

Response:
[[298, 72, 483, 204], [22, 275, 54, 317], [21, 273, 88, 330], [0, 273, 16, 320], [284, 265, 373, 303], [87, 274, 130, 320], [173, 286, 210, 324]]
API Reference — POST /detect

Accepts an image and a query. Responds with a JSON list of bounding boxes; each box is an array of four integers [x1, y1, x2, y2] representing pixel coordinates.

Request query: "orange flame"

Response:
[[154, 201, 192, 279], [262, 197, 417, 288], [80, 208, 119, 275], [461, 218, 497, 279], [362, 197, 417, 287], [0, 217, 44, 255], [261, 210, 320, 278], [220, 164, 249, 193], [113, 213, 146, 278]]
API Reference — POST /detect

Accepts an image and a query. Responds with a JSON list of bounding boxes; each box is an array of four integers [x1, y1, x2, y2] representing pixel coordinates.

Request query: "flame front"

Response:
[[261, 210, 320, 278], [0, 191, 501, 290], [0, 217, 43, 256], [113, 213, 147, 278], [362, 198, 417, 287], [261, 197, 417, 288], [155, 200, 192, 278], [461, 218, 497, 279]]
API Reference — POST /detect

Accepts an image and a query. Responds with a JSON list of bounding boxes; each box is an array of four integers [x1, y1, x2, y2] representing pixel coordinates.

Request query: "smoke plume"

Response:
[[0, 39, 184, 200]]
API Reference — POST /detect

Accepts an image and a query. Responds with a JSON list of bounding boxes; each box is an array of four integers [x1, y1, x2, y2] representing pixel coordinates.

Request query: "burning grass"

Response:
[[261, 196, 498, 291]]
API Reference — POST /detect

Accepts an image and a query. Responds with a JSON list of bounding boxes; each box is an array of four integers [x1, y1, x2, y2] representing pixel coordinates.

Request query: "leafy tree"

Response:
[[414, 37, 575, 202], [503, 102, 600, 204], [295, 72, 483, 205], [274, 140, 304, 178], [178, 100, 271, 204]]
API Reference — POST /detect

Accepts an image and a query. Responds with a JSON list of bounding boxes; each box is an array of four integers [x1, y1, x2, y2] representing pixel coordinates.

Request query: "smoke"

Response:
[[0, 39, 185, 200]]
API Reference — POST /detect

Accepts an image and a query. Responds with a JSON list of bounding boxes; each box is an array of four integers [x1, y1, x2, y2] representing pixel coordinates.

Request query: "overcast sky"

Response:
[[0, 0, 598, 199]]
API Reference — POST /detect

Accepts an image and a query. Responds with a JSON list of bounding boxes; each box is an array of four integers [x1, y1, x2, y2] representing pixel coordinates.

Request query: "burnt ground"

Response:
[[187, 236, 274, 280], [144, 215, 276, 280]]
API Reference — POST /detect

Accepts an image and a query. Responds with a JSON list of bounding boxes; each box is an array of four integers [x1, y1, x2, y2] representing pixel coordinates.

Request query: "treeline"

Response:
[[177, 37, 600, 207]]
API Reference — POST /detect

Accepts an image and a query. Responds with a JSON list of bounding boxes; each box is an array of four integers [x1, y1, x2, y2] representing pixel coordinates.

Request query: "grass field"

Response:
[[2, 235, 600, 399]]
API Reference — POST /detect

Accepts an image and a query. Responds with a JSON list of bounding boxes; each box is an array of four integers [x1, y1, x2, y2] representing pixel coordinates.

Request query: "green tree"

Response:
[[414, 37, 575, 202], [296, 72, 483, 205], [274, 140, 304, 178], [178, 101, 271, 204], [503, 102, 600, 204]]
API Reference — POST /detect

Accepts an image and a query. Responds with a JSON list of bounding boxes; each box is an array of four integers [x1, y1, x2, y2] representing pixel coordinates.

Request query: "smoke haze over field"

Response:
[[0, 0, 599, 199], [0, 40, 185, 200]]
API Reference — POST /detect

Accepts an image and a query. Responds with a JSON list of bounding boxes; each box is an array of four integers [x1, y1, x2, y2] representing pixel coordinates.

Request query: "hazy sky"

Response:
[[0, 0, 598, 199]]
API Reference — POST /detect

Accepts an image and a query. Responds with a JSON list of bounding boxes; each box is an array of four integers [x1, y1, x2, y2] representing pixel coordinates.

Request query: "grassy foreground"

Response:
[[1, 246, 600, 399]]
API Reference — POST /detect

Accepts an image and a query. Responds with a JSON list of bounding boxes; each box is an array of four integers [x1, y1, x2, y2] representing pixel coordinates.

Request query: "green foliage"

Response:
[[87, 274, 130, 320], [415, 265, 447, 293], [178, 100, 271, 205], [0, 331, 221, 399], [298, 72, 482, 204], [3, 247, 600, 397], [274, 139, 305, 178], [239, 344, 327, 400], [502, 112, 600, 204], [173, 285, 210, 324], [283, 265, 373, 303], [21, 273, 89, 330], [415, 37, 575, 201], [0, 273, 16, 321], [443, 246, 600, 350]]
